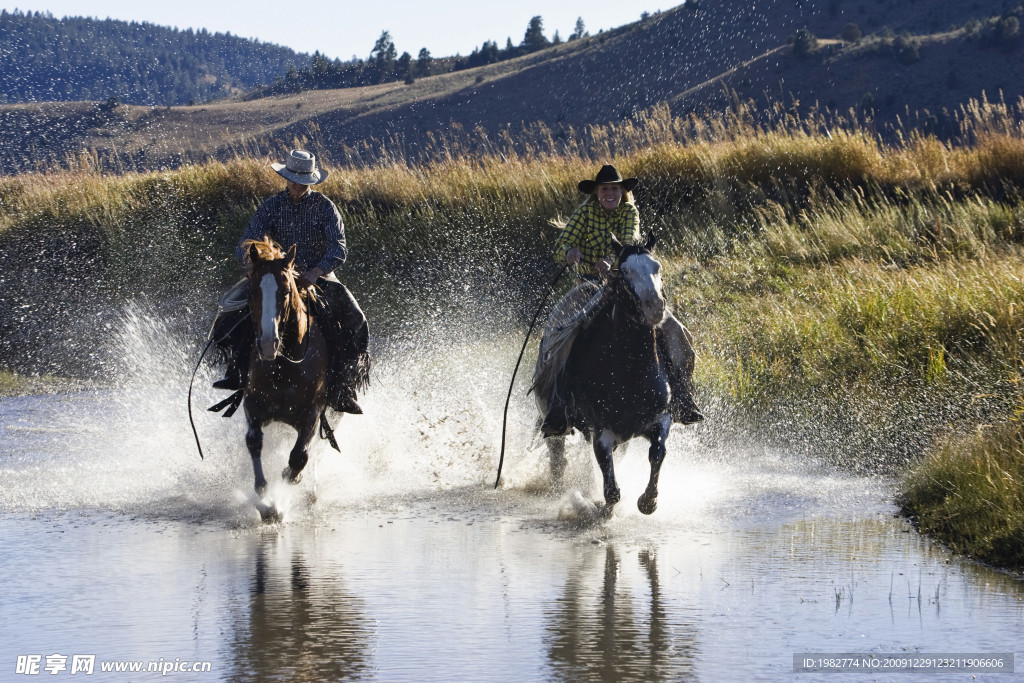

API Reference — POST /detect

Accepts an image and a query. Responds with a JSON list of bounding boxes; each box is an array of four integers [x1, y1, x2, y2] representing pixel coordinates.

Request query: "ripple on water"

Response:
[[1, 305, 1021, 681]]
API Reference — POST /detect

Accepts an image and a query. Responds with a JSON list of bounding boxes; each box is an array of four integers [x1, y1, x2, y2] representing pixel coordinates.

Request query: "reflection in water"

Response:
[[546, 544, 698, 682], [3, 302, 1024, 681], [228, 535, 372, 682]]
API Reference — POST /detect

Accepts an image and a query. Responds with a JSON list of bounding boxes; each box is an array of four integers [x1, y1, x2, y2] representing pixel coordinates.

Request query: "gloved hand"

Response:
[[298, 267, 323, 288]]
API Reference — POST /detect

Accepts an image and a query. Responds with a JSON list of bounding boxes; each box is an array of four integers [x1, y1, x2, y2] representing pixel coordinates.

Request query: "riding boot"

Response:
[[541, 383, 573, 437], [668, 373, 704, 425], [541, 402, 570, 437], [211, 306, 252, 391], [656, 315, 704, 425], [328, 384, 363, 414], [213, 361, 244, 390]]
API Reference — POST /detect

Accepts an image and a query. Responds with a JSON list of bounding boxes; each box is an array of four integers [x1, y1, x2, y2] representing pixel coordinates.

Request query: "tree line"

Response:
[[0, 9, 310, 106], [0, 10, 595, 105], [249, 16, 590, 98]]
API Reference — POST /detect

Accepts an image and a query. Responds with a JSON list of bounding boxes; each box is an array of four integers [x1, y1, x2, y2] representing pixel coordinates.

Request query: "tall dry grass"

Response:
[[5, 96, 1024, 564]]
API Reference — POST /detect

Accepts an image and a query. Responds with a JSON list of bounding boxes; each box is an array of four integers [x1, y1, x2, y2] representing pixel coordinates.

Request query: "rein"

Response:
[[187, 312, 249, 460], [494, 263, 568, 489]]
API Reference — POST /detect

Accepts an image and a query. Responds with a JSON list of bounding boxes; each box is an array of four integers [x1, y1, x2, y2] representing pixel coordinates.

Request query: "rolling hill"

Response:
[[0, 0, 1020, 174], [0, 9, 311, 107]]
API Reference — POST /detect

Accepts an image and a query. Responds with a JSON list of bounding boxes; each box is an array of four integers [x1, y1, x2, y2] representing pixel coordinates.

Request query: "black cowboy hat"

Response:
[[578, 164, 639, 194]]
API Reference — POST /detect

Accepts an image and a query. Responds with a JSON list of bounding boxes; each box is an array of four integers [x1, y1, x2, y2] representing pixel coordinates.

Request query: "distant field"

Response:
[[3, 0, 1022, 176]]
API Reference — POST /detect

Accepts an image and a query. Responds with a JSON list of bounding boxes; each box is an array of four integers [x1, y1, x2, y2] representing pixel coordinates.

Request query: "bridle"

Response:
[[249, 266, 312, 365], [607, 260, 657, 327]]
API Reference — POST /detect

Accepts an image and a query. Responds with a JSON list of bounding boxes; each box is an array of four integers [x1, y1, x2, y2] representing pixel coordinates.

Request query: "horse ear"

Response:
[[610, 237, 624, 257], [644, 233, 657, 251], [247, 243, 259, 265], [286, 243, 297, 265]]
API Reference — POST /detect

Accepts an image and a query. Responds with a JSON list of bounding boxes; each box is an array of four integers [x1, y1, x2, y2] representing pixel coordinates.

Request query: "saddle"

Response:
[[530, 283, 613, 405]]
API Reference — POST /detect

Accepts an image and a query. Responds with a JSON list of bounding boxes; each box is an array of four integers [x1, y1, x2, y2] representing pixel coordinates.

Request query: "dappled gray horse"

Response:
[[536, 234, 673, 514]]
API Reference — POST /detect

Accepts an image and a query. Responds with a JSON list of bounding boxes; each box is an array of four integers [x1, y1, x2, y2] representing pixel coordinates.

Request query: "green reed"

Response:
[[899, 419, 1024, 567], [3, 98, 1024, 442]]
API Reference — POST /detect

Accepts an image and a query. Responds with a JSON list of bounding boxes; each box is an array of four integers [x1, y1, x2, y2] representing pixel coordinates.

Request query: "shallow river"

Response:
[[1, 312, 1021, 681]]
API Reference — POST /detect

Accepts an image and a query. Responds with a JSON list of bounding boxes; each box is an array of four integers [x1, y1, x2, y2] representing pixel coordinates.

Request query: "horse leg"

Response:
[[282, 411, 318, 485], [549, 435, 567, 480], [593, 429, 621, 510], [245, 418, 268, 497], [537, 416, 568, 481], [638, 415, 671, 515]]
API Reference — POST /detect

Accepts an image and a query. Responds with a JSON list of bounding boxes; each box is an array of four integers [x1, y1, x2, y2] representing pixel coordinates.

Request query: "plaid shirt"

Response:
[[554, 200, 641, 275], [237, 190, 347, 274]]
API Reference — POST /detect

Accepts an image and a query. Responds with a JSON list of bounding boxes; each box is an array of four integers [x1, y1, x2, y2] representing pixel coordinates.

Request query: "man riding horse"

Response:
[[534, 164, 704, 436], [212, 149, 368, 415]]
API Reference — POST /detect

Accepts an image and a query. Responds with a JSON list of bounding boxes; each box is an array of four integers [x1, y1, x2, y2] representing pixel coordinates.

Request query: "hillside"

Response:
[[0, 9, 310, 106], [0, 0, 1019, 173]]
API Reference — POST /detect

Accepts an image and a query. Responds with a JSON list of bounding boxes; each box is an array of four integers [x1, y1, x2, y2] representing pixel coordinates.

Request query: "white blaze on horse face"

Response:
[[258, 273, 280, 360], [621, 253, 666, 326]]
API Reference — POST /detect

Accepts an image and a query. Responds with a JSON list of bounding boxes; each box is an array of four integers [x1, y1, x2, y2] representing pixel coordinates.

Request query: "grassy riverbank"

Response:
[[2, 99, 1023, 566], [899, 420, 1024, 568]]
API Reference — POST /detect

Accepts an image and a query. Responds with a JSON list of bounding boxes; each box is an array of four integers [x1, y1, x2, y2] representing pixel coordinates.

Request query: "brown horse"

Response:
[[242, 238, 329, 512]]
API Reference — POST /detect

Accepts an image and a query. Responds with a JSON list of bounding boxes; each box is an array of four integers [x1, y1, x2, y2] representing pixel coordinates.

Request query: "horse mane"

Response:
[[243, 236, 291, 268], [616, 242, 651, 262]]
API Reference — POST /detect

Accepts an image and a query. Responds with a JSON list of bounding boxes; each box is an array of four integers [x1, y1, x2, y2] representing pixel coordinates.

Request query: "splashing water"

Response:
[[0, 299, 894, 533], [5, 301, 1023, 682], [0, 299, 524, 522]]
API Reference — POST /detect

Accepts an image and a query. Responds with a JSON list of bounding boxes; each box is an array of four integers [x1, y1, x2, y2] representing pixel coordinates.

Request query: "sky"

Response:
[[3, 1, 670, 61]]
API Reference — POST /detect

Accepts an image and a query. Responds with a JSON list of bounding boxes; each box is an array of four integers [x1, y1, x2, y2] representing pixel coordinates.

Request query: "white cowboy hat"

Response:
[[271, 149, 329, 185]]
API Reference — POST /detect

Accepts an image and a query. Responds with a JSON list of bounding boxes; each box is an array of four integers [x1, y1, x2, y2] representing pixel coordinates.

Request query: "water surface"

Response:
[[0, 310, 1020, 681]]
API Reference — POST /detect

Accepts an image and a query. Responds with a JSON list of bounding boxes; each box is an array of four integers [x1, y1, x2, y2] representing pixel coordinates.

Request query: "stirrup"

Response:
[[212, 374, 242, 391]]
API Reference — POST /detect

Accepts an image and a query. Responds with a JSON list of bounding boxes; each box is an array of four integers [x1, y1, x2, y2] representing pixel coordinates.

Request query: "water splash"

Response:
[[0, 298, 557, 523], [0, 300, 892, 531]]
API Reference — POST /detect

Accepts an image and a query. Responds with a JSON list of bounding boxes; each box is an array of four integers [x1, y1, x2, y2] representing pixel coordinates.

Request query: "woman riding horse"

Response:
[[212, 149, 368, 415], [534, 164, 704, 437]]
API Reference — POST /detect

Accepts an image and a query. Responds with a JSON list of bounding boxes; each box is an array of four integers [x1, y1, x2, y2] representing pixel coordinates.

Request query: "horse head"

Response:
[[611, 233, 666, 328], [246, 238, 308, 361]]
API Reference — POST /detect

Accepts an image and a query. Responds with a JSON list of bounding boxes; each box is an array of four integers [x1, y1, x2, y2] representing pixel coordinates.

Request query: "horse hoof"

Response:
[[282, 467, 303, 485], [604, 488, 621, 506], [256, 500, 282, 522], [637, 495, 658, 515]]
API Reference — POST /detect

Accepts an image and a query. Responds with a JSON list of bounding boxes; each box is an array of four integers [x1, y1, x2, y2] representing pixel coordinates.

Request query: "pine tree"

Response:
[[416, 47, 432, 77], [522, 16, 548, 53], [370, 30, 397, 83], [569, 17, 587, 41]]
